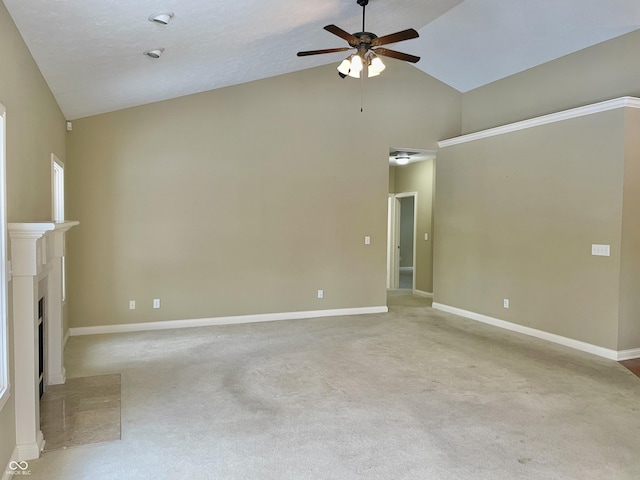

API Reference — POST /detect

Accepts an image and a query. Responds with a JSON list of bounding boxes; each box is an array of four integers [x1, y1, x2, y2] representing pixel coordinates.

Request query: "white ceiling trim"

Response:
[[438, 96, 640, 148]]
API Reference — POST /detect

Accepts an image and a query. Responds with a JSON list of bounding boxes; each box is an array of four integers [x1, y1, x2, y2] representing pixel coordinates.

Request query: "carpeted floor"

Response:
[[25, 293, 640, 479]]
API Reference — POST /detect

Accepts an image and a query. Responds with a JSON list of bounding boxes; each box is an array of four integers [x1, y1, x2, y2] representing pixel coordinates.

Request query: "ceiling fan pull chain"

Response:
[[360, 71, 364, 112]]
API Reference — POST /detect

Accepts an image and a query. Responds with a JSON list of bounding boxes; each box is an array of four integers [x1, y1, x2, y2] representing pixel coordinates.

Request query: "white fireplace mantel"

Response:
[[8, 220, 79, 461]]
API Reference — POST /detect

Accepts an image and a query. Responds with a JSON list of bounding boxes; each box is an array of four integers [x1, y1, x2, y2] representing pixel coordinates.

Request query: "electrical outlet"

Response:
[[153, 298, 161, 309], [503, 299, 510, 309], [129, 300, 135, 310], [364, 236, 371, 245], [317, 289, 324, 299]]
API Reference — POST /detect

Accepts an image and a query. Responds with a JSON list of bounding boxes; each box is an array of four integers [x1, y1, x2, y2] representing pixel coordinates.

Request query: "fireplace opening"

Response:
[[38, 296, 45, 399]]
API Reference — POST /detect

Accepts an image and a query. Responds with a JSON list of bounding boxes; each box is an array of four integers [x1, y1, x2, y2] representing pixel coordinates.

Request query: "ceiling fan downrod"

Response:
[[357, 0, 369, 32]]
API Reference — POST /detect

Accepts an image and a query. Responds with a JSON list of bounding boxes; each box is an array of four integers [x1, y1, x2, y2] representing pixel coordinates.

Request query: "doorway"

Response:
[[387, 192, 417, 290]]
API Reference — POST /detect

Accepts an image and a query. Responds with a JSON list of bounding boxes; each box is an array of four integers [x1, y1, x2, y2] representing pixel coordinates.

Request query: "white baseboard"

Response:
[[618, 348, 640, 361], [47, 369, 66, 386], [431, 303, 638, 361], [63, 329, 70, 349], [15, 430, 43, 462], [70, 306, 389, 337], [413, 290, 433, 298], [1, 446, 19, 480]]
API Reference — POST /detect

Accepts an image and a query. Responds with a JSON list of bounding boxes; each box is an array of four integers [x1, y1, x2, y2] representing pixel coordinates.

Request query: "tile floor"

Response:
[[40, 374, 121, 451], [620, 358, 640, 378]]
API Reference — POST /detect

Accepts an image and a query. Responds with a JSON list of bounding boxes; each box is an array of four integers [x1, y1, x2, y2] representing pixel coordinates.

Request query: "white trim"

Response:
[[47, 371, 66, 385], [0, 103, 7, 411], [432, 303, 622, 360], [0, 383, 9, 411], [388, 192, 418, 290], [51, 154, 64, 223], [1, 446, 19, 480], [413, 290, 433, 298], [386, 195, 395, 289], [16, 430, 44, 462], [70, 306, 389, 336], [618, 348, 640, 361], [63, 329, 70, 349], [438, 96, 640, 148]]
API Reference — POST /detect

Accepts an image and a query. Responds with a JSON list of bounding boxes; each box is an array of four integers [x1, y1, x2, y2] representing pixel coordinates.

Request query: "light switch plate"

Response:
[[591, 244, 610, 257], [364, 236, 371, 245]]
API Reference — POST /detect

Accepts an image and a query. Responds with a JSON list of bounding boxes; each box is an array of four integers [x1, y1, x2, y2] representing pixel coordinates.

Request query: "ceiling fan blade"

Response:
[[372, 28, 419, 47], [324, 24, 359, 45], [374, 48, 420, 63], [297, 47, 352, 57]]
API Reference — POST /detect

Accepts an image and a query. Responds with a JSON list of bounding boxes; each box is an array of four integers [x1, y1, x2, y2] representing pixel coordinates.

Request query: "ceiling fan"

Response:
[[297, 0, 421, 79]]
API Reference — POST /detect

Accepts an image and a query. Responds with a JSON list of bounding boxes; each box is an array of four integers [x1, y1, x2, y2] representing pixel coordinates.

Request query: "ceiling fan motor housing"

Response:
[[351, 32, 377, 49]]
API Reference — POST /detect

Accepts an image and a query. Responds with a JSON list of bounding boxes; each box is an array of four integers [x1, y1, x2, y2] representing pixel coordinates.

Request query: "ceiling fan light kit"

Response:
[[297, 0, 420, 80], [337, 52, 386, 78]]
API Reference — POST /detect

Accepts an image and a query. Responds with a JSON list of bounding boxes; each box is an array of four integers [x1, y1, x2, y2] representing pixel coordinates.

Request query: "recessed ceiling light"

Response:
[[149, 12, 174, 25], [143, 48, 165, 59]]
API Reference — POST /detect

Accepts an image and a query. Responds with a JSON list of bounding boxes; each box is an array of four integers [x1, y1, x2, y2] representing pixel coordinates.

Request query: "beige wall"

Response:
[[66, 61, 461, 327], [435, 110, 626, 350], [461, 30, 640, 134], [618, 109, 640, 350], [389, 161, 435, 293], [388, 165, 396, 195], [0, 11, 66, 222], [0, 3, 66, 470]]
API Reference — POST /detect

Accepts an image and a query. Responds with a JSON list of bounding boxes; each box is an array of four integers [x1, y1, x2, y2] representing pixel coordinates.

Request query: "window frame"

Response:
[[51, 154, 66, 302], [51, 154, 64, 222], [0, 103, 9, 411]]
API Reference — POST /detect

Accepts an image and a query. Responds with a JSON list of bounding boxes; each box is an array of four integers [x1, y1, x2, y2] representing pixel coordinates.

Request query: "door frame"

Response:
[[387, 191, 418, 290]]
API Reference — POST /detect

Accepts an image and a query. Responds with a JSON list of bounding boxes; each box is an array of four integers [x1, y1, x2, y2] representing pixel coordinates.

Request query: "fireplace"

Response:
[[8, 221, 78, 461], [38, 295, 44, 399]]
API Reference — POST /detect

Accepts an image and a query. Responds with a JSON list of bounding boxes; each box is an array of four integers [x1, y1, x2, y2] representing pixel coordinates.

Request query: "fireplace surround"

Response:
[[8, 221, 78, 460]]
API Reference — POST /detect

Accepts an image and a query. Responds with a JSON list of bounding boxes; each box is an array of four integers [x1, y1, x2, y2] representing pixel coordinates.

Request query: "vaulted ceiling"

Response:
[[4, 0, 640, 119]]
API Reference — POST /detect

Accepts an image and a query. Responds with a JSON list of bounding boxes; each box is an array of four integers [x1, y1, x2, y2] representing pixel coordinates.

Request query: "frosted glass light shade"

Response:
[[370, 56, 386, 74], [337, 59, 351, 75], [348, 55, 363, 78]]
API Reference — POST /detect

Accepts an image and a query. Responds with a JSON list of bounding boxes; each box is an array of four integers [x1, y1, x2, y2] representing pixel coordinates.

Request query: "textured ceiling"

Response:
[[4, 0, 640, 120], [409, 0, 640, 92]]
